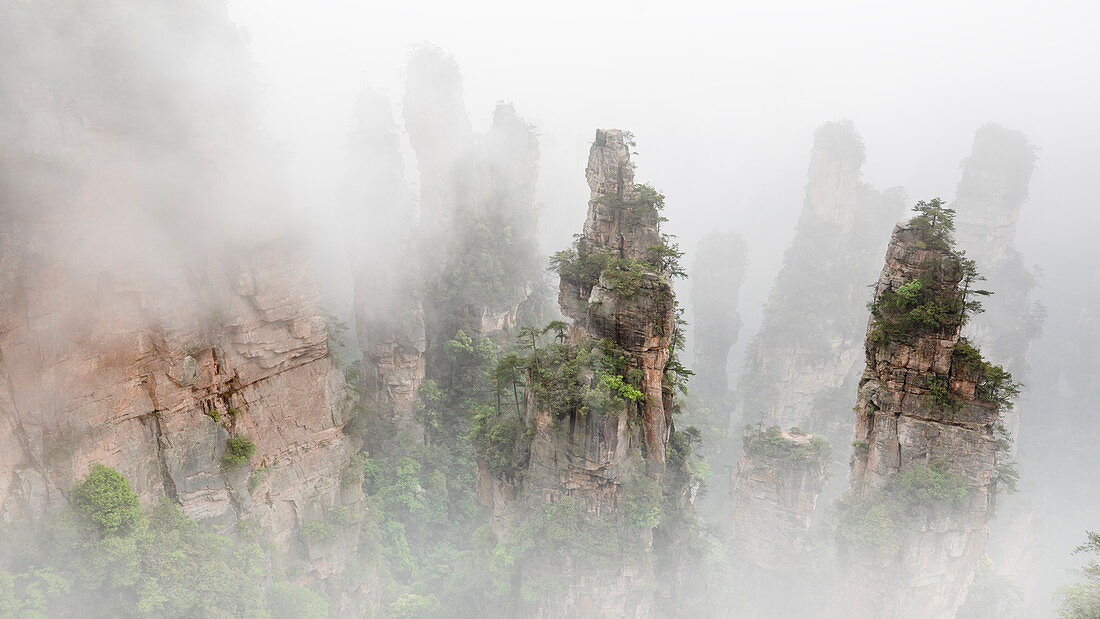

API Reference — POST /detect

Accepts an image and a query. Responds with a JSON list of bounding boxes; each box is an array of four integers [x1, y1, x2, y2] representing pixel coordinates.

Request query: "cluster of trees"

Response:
[[0, 464, 327, 617]]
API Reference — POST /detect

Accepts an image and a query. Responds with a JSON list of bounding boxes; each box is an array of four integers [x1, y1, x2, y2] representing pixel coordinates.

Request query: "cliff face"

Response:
[[729, 427, 828, 615], [478, 129, 683, 616], [838, 220, 1006, 618], [0, 0, 361, 584], [343, 93, 427, 445], [739, 121, 905, 446], [561, 130, 677, 464], [0, 224, 359, 573], [404, 48, 542, 344]]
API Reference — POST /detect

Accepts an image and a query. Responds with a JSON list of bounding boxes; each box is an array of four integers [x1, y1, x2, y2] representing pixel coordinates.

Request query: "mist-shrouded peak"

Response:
[[805, 119, 869, 234], [402, 44, 472, 166], [954, 123, 1038, 266]]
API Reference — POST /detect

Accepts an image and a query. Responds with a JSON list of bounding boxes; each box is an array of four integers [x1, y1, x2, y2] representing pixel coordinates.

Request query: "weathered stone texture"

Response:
[[0, 232, 360, 576], [479, 129, 679, 616], [839, 223, 1001, 619]]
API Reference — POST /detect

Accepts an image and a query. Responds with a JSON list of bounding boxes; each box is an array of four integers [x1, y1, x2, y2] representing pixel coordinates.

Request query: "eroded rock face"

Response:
[[839, 223, 1002, 619], [739, 121, 905, 447], [560, 129, 676, 465], [479, 129, 680, 616], [729, 428, 828, 616], [0, 0, 361, 584], [0, 235, 360, 564]]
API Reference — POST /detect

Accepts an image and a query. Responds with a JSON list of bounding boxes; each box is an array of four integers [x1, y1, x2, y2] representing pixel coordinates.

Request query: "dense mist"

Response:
[[1, 1, 1097, 617]]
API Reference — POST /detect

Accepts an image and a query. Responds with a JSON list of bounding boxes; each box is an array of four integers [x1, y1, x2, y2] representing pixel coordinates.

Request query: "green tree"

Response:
[[70, 463, 146, 535], [911, 197, 956, 249], [1056, 530, 1100, 618]]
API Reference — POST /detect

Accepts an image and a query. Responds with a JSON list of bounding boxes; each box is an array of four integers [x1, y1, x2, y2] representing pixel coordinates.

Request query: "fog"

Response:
[[2, 0, 1098, 617], [229, 0, 1100, 326]]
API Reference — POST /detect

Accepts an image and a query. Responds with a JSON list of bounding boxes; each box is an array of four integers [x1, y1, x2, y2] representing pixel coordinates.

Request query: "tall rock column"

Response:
[[738, 121, 905, 448], [560, 129, 677, 463], [342, 93, 427, 445], [837, 210, 1015, 618], [728, 426, 829, 616], [477, 129, 690, 616], [403, 47, 543, 344]]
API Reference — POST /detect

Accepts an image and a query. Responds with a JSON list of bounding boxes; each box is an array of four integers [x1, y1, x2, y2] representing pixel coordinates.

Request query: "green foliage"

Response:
[[70, 464, 145, 535], [267, 582, 330, 619], [1056, 531, 1100, 618], [867, 199, 987, 346], [742, 425, 831, 464], [0, 478, 273, 617], [992, 424, 1020, 495], [548, 243, 613, 287], [664, 304, 694, 396], [385, 593, 442, 618], [604, 258, 649, 297], [890, 462, 971, 508], [870, 272, 962, 343], [601, 372, 644, 402], [224, 436, 256, 467], [928, 375, 955, 409], [646, 241, 687, 279], [837, 463, 971, 557], [300, 520, 337, 543], [910, 197, 956, 250], [624, 476, 662, 530]]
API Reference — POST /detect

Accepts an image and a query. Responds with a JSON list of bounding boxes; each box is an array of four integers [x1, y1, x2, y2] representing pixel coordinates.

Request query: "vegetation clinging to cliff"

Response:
[[869, 200, 1020, 420], [837, 463, 972, 556], [869, 199, 990, 345], [742, 425, 831, 464], [0, 466, 327, 617]]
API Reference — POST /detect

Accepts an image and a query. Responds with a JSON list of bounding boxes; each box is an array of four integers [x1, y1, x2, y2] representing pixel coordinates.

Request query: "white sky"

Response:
[[225, 0, 1100, 331]]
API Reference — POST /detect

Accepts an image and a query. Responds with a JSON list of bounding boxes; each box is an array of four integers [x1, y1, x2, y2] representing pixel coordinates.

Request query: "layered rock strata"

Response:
[[479, 129, 682, 615], [838, 221, 1005, 618], [0, 0, 361, 584]]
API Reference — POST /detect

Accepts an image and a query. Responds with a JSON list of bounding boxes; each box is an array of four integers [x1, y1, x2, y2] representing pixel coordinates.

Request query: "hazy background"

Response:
[[225, 0, 1100, 358], [221, 3, 1099, 610]]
